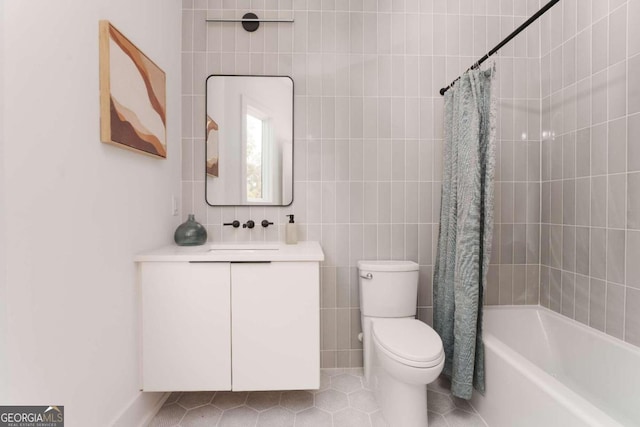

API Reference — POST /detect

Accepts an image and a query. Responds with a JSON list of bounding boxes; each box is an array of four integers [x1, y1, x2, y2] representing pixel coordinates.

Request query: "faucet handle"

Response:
[[261, 220, 274, 228], [223, 220, 240, 228]]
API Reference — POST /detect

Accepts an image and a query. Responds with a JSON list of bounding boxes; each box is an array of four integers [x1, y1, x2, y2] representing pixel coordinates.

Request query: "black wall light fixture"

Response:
[[206, 12, 294, 33]]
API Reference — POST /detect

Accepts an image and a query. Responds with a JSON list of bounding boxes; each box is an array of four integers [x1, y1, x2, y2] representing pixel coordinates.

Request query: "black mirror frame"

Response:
[[204, 74, 294, 207]]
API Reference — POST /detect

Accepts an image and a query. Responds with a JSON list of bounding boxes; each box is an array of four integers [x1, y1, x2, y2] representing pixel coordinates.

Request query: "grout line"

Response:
[[537, 0, 544, 309], [603, 3, 610, 334], [620, 0, 629, 342]]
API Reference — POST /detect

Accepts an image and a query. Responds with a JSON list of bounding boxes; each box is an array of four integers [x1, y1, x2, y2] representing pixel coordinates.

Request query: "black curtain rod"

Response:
[[439, 0, 561, 96]]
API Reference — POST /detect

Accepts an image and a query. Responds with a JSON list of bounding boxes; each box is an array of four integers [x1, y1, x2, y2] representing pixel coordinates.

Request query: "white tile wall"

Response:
[[183, 0, 543, 367], [540, 0, 640, 348]]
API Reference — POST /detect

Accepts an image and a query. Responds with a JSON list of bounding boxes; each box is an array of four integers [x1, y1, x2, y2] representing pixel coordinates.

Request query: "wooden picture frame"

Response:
[[99, 20, 167, 158]]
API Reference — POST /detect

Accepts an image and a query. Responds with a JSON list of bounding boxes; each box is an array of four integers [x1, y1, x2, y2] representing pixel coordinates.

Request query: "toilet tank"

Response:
[[357, 260, 420, 317]]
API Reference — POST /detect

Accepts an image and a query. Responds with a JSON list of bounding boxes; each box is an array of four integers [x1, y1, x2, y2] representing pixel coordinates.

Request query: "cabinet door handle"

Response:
[[189, 261, 272, 264], [230, 261, 272, 264], [189, 261, 229, 263]]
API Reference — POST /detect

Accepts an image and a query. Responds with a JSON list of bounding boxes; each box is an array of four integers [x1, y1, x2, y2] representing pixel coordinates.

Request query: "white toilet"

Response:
[[358, 260, 445, 427]]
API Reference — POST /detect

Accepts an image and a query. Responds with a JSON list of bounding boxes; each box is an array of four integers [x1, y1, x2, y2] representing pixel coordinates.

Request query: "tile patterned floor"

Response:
[[149, 369, 488, 427]]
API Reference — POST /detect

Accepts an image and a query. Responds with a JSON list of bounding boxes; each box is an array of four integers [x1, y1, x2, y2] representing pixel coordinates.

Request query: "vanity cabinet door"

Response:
[[141, 262, 231, 391], [231, 262, 320, 391]]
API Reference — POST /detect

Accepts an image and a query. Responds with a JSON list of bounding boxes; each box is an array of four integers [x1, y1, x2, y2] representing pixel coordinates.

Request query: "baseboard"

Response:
[[111, 391, 169, 427]]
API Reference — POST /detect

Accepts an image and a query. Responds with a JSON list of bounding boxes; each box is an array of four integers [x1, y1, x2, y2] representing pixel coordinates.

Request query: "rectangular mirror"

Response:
[[206, 75, 293, 206]]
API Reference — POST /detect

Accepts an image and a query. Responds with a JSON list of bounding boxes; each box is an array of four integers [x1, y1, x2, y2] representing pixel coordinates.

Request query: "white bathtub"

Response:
[[470, 306, 640, 426]]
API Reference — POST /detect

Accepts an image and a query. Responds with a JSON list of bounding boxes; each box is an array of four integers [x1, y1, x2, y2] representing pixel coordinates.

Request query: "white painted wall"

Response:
[[0, 0, 7, 404], [2, 1, 181, 425]]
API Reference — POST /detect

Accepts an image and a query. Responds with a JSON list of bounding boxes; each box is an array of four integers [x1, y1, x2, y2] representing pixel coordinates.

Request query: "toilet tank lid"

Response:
[[357, 260, 419, 272]]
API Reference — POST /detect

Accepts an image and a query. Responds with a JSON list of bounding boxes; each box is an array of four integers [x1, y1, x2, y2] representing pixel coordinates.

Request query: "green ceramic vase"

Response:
[[174, 214, 207, 246]]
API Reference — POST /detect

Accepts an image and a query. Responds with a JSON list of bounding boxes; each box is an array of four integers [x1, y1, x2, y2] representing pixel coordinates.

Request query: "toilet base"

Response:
[[373, 355, 429, 427]]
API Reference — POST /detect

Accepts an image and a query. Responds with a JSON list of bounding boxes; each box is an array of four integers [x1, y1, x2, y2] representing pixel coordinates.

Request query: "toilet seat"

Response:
[[372, 319, 444, 368]]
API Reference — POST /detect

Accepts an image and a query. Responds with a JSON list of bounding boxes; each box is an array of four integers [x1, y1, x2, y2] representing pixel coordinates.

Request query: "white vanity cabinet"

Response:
[[136, 242, 323, 392], [140, 262, 231, 391], [231, 262, 319, 391]]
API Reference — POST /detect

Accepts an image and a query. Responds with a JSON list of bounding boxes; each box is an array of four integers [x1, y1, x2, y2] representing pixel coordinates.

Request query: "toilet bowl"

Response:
[[373, 318, 444, 384], [372, 318, 444, 426], [357, 260, 445, 427]]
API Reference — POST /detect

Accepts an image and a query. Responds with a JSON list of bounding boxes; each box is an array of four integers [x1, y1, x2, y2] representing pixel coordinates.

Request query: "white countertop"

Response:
[[134, 241, 324, 263]]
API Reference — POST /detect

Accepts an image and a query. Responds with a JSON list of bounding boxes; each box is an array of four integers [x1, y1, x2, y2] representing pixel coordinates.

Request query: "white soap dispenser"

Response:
[[285, 214, 298, 244]]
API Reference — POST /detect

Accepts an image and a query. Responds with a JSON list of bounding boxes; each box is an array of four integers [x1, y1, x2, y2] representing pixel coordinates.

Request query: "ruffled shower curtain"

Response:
[[433, 66, 496, 400]]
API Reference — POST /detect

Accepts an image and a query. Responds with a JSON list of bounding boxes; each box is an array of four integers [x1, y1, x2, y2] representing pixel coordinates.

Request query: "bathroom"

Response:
[[2, 0, 640, 426]]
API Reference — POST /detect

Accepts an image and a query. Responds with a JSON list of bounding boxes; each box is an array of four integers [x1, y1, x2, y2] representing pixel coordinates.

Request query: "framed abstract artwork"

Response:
[[99, 21, 167, 158]]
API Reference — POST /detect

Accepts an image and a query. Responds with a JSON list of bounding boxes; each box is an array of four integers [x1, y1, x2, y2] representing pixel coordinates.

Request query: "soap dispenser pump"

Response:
[[285, 214, 297, 245]]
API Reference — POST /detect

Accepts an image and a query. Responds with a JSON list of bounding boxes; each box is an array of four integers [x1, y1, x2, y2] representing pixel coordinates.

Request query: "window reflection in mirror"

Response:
[[205, 75, 293, 206], [245, 104, 270, 203]]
